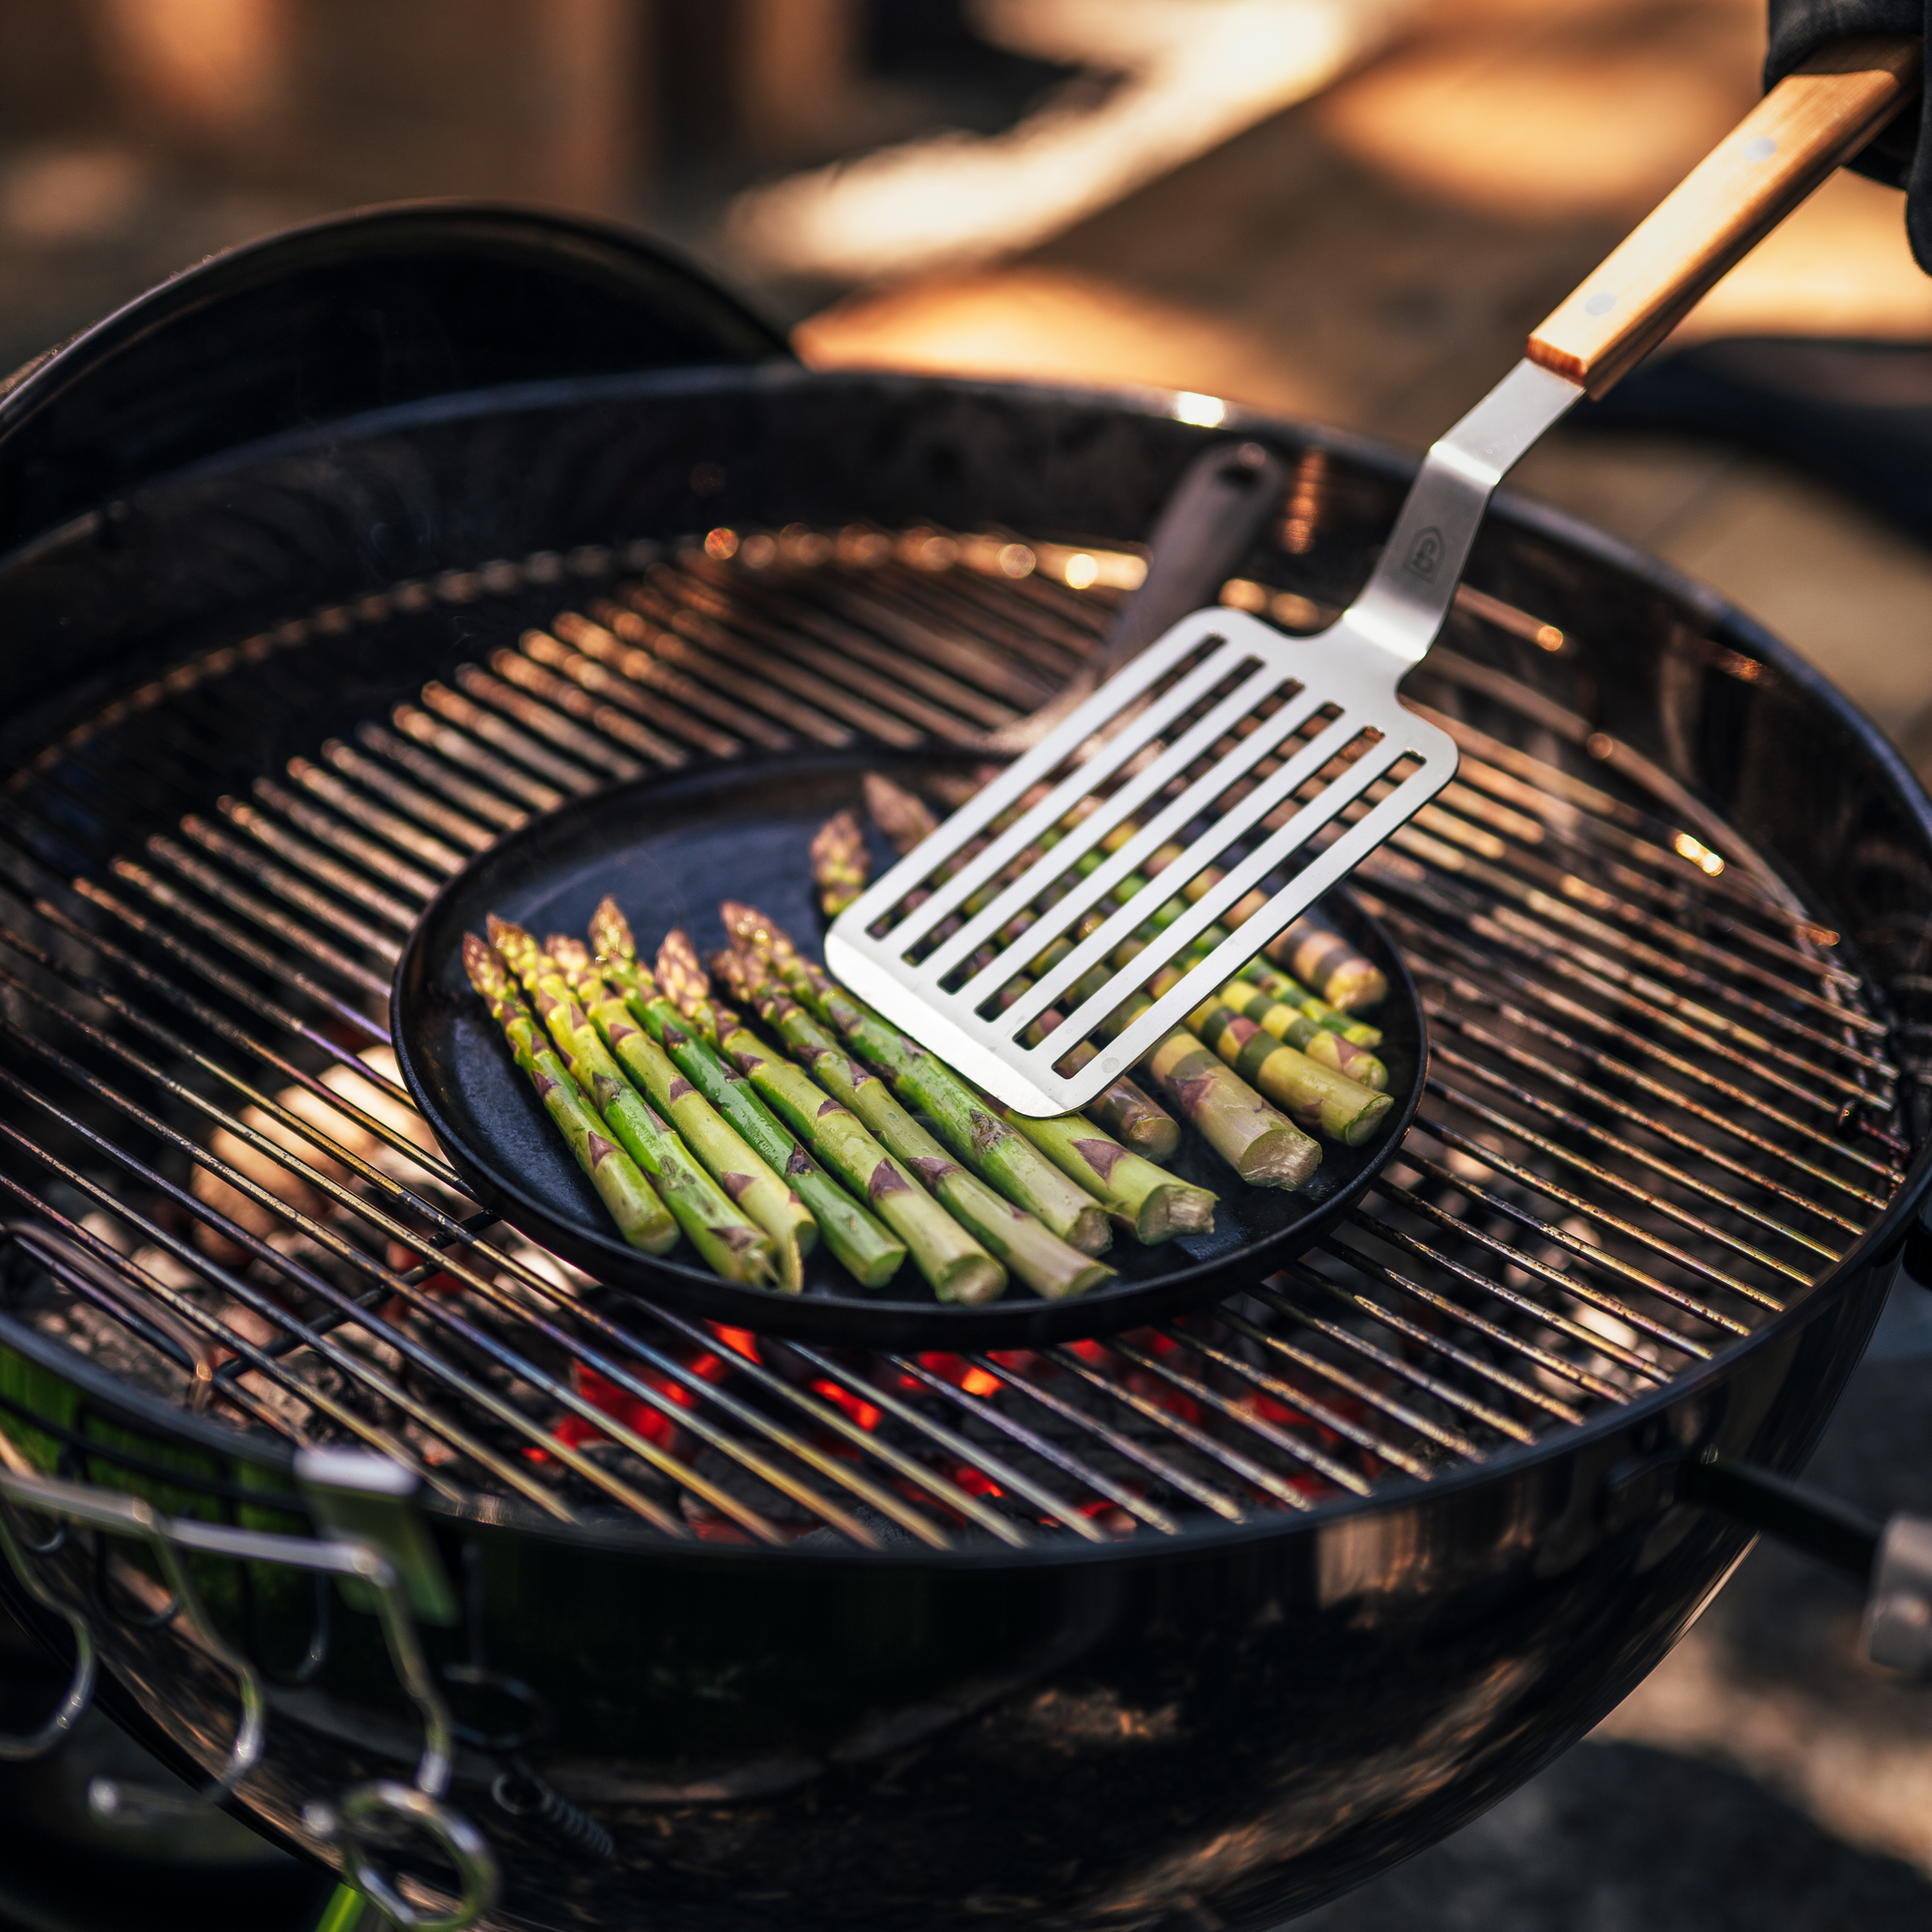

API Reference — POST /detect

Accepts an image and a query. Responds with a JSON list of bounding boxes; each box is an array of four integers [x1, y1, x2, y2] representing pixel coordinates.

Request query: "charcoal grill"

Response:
[[0, 207, 1927, 1932]]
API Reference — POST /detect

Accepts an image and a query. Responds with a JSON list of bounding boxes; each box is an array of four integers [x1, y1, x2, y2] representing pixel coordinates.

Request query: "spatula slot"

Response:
[[941, 699, 1361, 1025]]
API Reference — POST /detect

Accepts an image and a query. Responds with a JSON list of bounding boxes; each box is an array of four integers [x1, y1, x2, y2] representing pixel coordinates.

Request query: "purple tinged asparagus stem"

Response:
[[1184, 993, 1393, 1145], [586, 898, 904, 1291], [714, 947, 1112, 1297], [975, 1093, 1217, 1242], [656, 930, 1007, 1305], [462, 933, 677, 1253]]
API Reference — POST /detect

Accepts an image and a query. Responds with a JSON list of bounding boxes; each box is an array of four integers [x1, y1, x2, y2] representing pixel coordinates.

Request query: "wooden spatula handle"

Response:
[[1528, 35, 1922, 396]]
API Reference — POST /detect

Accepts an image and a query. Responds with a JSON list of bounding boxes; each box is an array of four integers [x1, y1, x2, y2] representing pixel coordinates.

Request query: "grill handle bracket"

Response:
[[1623, 1448, 1932, 1676], [0, 1460, 498, 1929]]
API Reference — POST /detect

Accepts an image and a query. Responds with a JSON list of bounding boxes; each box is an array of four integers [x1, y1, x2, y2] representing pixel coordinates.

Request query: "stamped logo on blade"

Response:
[[1406, 526, 1443, 580]]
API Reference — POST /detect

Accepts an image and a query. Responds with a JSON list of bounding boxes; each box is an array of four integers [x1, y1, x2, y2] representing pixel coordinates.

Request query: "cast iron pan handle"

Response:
[[983, 438, 1288, 752], [1097, 439, 1291, 678]]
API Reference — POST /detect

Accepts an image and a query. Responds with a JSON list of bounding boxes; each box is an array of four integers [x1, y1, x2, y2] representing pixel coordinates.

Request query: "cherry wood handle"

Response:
[[1528, 35, 1923, 396]]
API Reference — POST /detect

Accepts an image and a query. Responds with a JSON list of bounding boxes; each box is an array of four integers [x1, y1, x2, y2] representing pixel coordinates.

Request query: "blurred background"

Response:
[[5, 1, 1932, 1927]]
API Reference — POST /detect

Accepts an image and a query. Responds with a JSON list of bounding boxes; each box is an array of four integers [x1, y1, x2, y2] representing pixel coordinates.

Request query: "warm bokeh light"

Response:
[[1312, 1, 1758, 220], [795, 266, 1313, 416]]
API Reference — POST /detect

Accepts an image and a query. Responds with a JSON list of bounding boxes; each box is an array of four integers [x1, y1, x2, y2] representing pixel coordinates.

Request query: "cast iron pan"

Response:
[[392, 747, 1427, 1347]]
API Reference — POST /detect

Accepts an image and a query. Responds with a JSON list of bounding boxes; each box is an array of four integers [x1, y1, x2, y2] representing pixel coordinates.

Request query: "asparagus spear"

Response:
[[1141, 1015, 1321, 1187], [488, 919, 780, 1284], [1019, 926, 1321, 1190], [864, 772, 1181, 1159], [1266, 907, 1388, 1013], [585, 900, 905, 1290], [657, 930, 1007, 1305], [534, 931, 814, 1289], [979, 1094, 1216, 1242], [810, 808, 869, 918], [723, 901, 1113, 1256], [1239, 958, 1383, 1049], [1212, 976, 1389, 1089], [714, 945, 1113, 1297], [462, 934, 677, 1253], [1184, 994, 1392, 1145], [1084, 806, 1390, 1010]]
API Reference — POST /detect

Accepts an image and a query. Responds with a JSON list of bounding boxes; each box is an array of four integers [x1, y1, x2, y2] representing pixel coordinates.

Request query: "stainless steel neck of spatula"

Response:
[[1337, 358, 1583, 668]]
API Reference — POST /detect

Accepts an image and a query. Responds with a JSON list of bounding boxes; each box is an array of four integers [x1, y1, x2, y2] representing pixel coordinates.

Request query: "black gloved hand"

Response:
[[1767, 2, 1930, 268]]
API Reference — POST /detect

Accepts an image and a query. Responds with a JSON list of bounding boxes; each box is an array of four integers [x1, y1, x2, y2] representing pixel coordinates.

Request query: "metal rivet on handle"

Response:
[[1743, 135, 1777, 162], [1584, 291, 1617, 317]]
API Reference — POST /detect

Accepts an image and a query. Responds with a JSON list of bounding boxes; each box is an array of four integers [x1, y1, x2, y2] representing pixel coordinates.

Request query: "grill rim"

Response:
[[1, 364, 1927, 1567], [0, 1249, 1895, 1575]]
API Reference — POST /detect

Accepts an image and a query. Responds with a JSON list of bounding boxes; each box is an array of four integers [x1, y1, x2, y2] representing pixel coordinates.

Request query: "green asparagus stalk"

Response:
[[1086, 808, 1389, 1010], [489, 919, 779, 1284], [1239, 959, 1383, 1049], [1185, 994, 1392, 1145], [1265, 907, 1388, 1013], [810, 808, 869, 918], [723, 902, 1113, 1256], [713, 946, 1113, 1297], [1212, 977, 1388, 1088], [538, 931, 816, 1289], [657, 930, 1006, 1305], [462, 934, 676, 1252], [1043, 937, 1321, 1189], [586, 899, 904, 1290], [1142, 1016, 1321, 1187], [865, 772, 1181, 1160], [979, 1094, 1216, 1242]]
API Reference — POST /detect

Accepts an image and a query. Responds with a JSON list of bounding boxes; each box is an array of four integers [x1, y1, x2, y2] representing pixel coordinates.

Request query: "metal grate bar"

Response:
[[0, 522, 1904, 1549]]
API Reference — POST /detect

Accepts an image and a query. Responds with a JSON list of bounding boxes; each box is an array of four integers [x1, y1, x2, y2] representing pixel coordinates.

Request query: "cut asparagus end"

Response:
[[1063, 1200, 1112, 1256], [1236, 1127, 1322, 1191], [934, 1253, 1007, 1305], [1048, 1257, 1117, 1300], [1135, 1183, 1219, 1244], [1108, 1093, 1183, 1163]]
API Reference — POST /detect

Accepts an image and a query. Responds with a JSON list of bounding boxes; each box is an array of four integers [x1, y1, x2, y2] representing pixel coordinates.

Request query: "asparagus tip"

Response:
[[863, 772, 937, 855], [589, 895, 637, 963], [810, 808, 870, 917], [462, 930, 500, 993], [656, 928, 710, 1013], [721, 900, 799, 964], [547, 933, 591, 971]]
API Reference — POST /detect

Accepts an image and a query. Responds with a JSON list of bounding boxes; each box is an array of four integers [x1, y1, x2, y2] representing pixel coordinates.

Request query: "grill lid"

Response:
[[0, 202, 793, 561]]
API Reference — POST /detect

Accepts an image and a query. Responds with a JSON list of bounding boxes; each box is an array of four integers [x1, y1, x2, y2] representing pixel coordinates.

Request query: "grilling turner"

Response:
[[826, 36, 1923, 1120]]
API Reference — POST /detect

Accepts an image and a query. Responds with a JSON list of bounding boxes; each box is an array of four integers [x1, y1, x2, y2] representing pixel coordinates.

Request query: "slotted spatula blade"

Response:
[[829, 35, 1920, 1117]]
